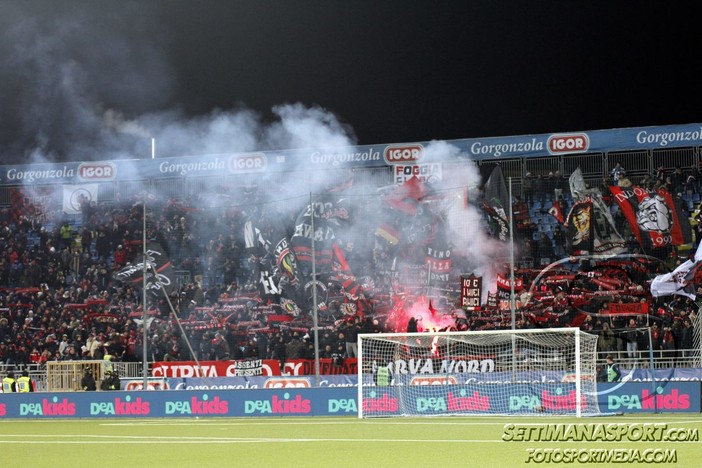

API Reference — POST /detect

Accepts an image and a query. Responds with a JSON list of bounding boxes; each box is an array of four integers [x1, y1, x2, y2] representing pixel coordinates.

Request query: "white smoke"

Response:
[[423, 140, 510, 293], [0, 3, 176, 163], [102, 110, 152, 140], [0, 3, 355, 165], [1, 2, 507, 305], [265, 104, 356, 151]]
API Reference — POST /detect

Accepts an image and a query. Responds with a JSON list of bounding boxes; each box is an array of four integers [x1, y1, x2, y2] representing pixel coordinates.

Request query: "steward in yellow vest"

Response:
[[2, 372, 17, 393], [374, 364, 391, 387], [17, 370, 34, 392]]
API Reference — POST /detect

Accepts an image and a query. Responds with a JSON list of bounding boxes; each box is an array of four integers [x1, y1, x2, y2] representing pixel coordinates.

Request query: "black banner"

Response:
[[113, 241, 176, 297], [461, 275, 482, 310]]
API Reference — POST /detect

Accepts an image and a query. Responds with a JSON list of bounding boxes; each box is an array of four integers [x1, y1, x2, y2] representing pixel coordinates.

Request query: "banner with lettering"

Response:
[[3, 123, 702, 187], [496, 274, 524, 310], [151, 358, 359, 378], [460, 275, 482, 310], [0, 381, 697, 419], [609, 185, 692, 251], [606, 302, 649, 315]]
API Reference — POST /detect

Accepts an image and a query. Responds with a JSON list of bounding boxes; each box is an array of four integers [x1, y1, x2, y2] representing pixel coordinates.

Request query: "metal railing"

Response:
[[596, 348, 700, 370], [46, 361, 105, 392], [0, 361, 145, 392]]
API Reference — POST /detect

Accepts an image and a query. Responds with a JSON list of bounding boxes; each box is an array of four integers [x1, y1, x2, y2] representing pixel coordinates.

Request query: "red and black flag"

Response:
[[565, 200, 594, 255], [290, 194, 351, 273], [384, 176, 429, 216], [332, 243, 369, 316], [609, 185, 692, 251], [375, 176, 437, 249], [274, 237, 300, 287], [568, 168, 626, 256], [548, 200, 565, 224]]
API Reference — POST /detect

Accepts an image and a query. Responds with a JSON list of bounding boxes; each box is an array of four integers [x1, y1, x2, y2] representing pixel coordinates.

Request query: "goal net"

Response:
[[357, 327, 599, 418]]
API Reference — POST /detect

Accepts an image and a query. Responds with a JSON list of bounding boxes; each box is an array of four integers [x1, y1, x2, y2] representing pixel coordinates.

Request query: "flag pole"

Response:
[[509, 177, 516, 381], [509, 177, 517, 331], [142, 200, 148, 388], [143, 137, 154, 387], [310, 193, 320, 386], [509, 177, 516, 328]]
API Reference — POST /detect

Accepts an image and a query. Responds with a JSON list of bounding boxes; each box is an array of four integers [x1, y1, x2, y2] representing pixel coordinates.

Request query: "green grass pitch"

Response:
[[1, 414, 701, 467]]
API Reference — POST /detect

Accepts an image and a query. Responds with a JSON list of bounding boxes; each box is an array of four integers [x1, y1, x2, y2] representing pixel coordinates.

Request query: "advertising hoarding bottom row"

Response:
[[0, 382, 698, 418]]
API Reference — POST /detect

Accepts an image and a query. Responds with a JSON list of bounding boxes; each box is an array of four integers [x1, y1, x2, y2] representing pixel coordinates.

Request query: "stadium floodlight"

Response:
[[357, 327, 599, 418]]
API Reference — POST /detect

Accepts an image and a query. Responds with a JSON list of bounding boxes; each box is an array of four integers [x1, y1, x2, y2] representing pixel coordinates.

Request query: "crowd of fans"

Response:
[[0, 161, 701, 371]]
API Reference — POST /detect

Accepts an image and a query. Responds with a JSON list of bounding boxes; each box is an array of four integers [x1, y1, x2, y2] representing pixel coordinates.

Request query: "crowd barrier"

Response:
[[0, 381, 698, 418]]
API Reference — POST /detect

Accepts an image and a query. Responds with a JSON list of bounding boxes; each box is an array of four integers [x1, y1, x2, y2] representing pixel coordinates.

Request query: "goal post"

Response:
[[357, 327, 599, 418]]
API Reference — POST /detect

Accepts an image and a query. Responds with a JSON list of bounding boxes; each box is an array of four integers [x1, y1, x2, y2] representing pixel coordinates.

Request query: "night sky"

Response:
[[1, 1, 700, 164]]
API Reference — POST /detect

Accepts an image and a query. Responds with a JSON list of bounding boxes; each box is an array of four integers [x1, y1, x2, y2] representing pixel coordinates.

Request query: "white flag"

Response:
[[650, 258, 697, 300], [652, 242, 702, 299], [62, 184, 98, 214]]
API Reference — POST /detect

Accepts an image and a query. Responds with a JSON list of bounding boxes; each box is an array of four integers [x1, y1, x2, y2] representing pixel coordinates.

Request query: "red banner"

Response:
[[607, 302, 649, 315], [267, 315, 294, 323], [151, 358, 358, 377], [496, 274, 524, 291]]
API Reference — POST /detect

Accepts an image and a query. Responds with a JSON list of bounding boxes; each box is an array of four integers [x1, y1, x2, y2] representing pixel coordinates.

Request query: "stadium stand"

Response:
[[1, 136, 701, 388]]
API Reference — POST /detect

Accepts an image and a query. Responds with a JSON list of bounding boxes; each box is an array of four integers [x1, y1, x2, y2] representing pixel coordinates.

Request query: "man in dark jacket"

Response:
[[81, 368, 97, 391], [100, 370, 119, 390], [343, 317, 360, 358], [109, 370, 121, 390]]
